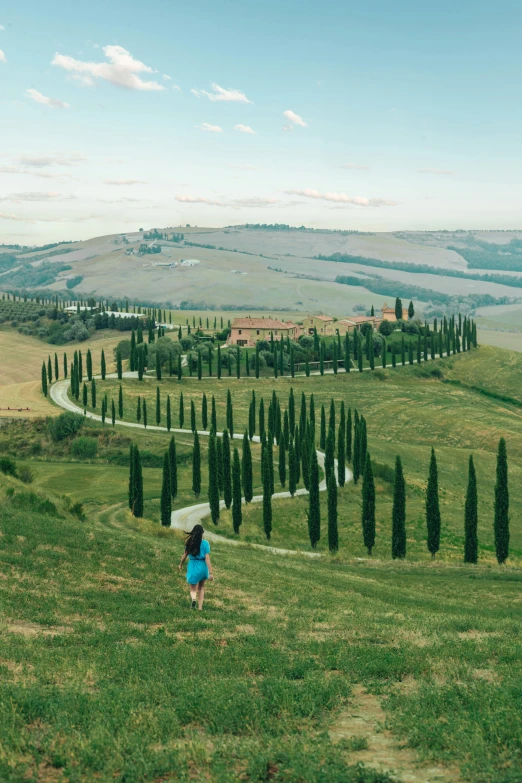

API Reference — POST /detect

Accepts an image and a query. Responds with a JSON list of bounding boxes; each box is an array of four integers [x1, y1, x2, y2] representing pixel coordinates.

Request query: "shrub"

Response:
[[18, 465, 34, 484], [71, 436, 98, 459], [10, 491, 59, 517], [378, 320, 394, 336], [48, 412, 84, 442], [70, 501, 86, 521], [0, 457, 17, 477], [371, 460, 395, 483]]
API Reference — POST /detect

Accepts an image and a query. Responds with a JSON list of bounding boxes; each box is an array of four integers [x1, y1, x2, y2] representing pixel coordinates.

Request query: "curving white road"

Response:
[[51, 375, 352, 558]]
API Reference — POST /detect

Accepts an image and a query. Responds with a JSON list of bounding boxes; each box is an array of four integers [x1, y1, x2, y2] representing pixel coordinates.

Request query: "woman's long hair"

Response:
[[184, 524, 204, 556]]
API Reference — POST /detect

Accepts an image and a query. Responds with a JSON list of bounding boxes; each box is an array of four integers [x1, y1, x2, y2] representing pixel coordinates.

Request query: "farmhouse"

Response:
[[324, 318, 358, 336], [381, 302, 408, 321], [227, 317, 300, 347], [301, 314, 335, 335]]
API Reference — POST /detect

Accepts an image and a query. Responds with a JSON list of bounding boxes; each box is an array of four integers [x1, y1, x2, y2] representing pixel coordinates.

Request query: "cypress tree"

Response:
[[166, 395, 171, 432], [177, 353, 182, 380], [464, 455, 478, 564], [222, 429, 232, 509], [117, 350, 123, 380], [401, 336, 406, 366], [41, 362, 48, 397], [369, 331, 375, 370], [353, 416, 360, 485], [494, 437, 509, 564], [426, 448, 441, 559], [202, 392, 208, 430], [337, 421, 345, 487], [288, 437, 297, 496], [156, 350, 162, 381], [283, 409, 290, 446], [325, 426, 335, 484], [327, 472, 338, 553], [63, 352, 68, 379], [392, 455, 406, 559], [208, 432, 220, 523], [91, 378, 97, 408], [138, 349, 144, 381], [268, 434, 275, 495], [328, 398, 336, 439], [190, 399, 196, 432], [118, 385, 123, 419], [361, 453, 376, 555], [169, 436, 177, 499], [156, 386, 161, 425], [217, 345, 222, 379], [129, 332, 136, 372], [309, 393, 316, 432], [101, 396, 106, 425], [128, 444, 135, 510], [408, 339, 414, 365], [232, 447, 242, 534], [344, 331, 351, 372], [54, 352, 59, 381], [416, 334, 421, 364], [101, 349, 106, 380], [332, 340, 338, 374], [249, 390, 256, 439], [259, 397, 265, 441], [47, 355, 53, 383], [86, 348, 92, 380], [307, 446, 321, 547], [395, 297, 403, 321], [82, 382, 88, 412], [381, 337, 387, 368], [160, 451, 172, 526], [226, 389, 234, 437], [408, 300, 414, 319], [359, 416, 367, 469], [242, 432, 253, 503], [131, 445, 144, 517], [319, 340, 325, 375], [143, 398, 147, 428], [211, 395, 217, 433], [236, 345, 241, 379], [278, 436, 286, 487], [262, 446, 272, 540], [320, 405, 326, 450], [255, 344, 260, 378], [346, 407, 352, 462], [301, 424, 311, 490], [136, 395, 141, 423], [192, 431, 201, 496], [358, 336, 364, 372]]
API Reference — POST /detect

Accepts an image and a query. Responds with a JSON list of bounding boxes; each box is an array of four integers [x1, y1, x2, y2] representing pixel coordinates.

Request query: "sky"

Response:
[[1, 0, 522, 244]]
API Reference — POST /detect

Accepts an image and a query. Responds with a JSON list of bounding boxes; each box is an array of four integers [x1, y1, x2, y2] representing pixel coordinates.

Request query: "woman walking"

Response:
[[179, 524, 213, 610]]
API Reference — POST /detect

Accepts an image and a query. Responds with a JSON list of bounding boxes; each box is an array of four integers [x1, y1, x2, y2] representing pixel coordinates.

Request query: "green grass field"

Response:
[[0, 472, 521, 782], [1, 340, 521, 780]]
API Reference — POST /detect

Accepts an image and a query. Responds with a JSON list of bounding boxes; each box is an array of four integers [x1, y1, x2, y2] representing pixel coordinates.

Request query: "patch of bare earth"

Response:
[[5, 621, 73, 637], [329, 685, 460, 782]]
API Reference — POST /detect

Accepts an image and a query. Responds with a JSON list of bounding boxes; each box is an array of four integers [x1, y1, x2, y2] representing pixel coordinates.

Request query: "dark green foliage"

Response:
[[202, 392, 208, 430], [320, 405, 326, 450], [395, 297, 403, 320], [222, 429, 232, 510], [307, 447, 321, 547], [337, 422, 345, 487], [208, 432, 220, 524], [346, 407, 352, 462], [136, 395, 141, 423], [118, 385, 124, 419], [278, 436, 286, 487], [216, 437, 224, 494], [361, 453, 376, 556], [71, 436, 97, 459], [241, 432, 253, 503], [168, 436, 177, 500], [48, 411, 83, 442], [0, 457, 17, 477], [192, 431, 201, 496], [288, 437, 297, 496], [325, 427, 335, 485], [160, 452, 171, 527], [197, 350, 202, 381], [464, 455, 478, 564], [179, 392, 184, 428], [143, 398, 147, 429], [408, 300, 414, 319], [156, 350, 162, 381], [494, 438, 509, 564], [101, 348, 106, 380], [41, 362, 48, 397], [54, 352, 59, 381], [130, 444, 144, 517], [47, 355, 52, 383], [166, 395, 171, 432], [232, 447, 242, 534], [111, 398, 116, 427], [328, 398, 335, 438], [262, 445, 272, 540], [190, 399, 196, 433], [259, 397, 265, 441], [211, 395, 217, 433], [117, 350, 123, 380], [226, 389, 234, 437], [426, 448, 441, 559], [392, 455, 406, 559], [249, 390, 256, 439], [156, 387, 161, 426], [359, 416, 367, 470], [327, 473, 338, 553]]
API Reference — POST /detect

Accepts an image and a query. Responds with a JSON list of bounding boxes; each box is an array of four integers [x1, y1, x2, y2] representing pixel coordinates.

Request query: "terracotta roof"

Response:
[[349, 315, 376, 323], [231, 317, 298, 330], [312, 314, 335, 322], [335, 319, 357, 326]]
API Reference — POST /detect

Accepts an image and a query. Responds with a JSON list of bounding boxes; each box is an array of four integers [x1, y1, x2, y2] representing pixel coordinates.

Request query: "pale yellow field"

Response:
[[0, 329, 124, 417]]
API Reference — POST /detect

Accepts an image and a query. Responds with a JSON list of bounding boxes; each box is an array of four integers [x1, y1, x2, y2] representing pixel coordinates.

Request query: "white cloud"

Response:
[[199, 123, 223, 133], [0, 25, 5, 31], [341, 163, 369, 170], [26, 89, 69, 109], [282, 124, 293, 132], [284, 188, 396, 207], [172, 84, 181, 92], [234, 124, 256, 134], [176, 194, 225, 207], [417, 168, 455, 176], [227, 164, 258, 170], [162, 74, 171, 80], [0, 49, 6, 62], [193, 83, 252, 103], [232, 197, 279, 208], [17, 153, 86, 167], [104, 178, 148, 185], [0, 191, 74, 203], [52, 45, 165, 91], [283, 110, 307, 127], [176, 193, 279, 209]]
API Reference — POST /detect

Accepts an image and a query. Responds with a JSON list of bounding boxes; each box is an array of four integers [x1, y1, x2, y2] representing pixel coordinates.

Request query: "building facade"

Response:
[[227, 317, 300, 347], [381, 302, 408, 322], [301, 314, 335, 335]]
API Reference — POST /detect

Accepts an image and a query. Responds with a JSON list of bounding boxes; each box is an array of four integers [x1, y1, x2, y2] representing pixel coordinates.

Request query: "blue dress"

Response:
[[186, 539, 210, 584]]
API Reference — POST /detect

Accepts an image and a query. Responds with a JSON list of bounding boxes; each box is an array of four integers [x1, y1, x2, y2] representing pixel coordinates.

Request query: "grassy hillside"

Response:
[[72, 345, 522, 563], [1, 473, 521, 782]]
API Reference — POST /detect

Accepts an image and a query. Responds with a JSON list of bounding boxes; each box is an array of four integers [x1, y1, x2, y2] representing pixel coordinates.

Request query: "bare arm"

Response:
[[178, 550, 188, 570], [205, 553, 213, 580]]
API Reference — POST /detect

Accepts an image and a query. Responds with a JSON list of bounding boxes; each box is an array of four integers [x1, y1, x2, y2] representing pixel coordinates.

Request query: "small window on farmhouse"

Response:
[[238, 329, 242, 334], [275, 330, 278, 335], [257, 329, 260, 335]]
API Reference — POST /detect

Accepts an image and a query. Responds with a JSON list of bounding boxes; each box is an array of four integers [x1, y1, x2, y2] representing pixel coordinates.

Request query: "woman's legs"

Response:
[[197, 579, 206, 610], [188, 583, 198, 605]]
